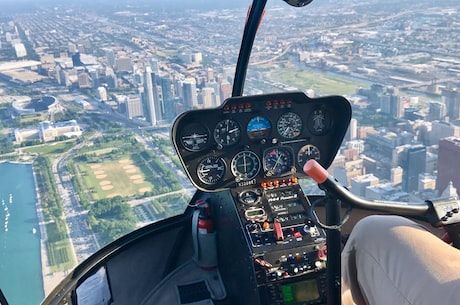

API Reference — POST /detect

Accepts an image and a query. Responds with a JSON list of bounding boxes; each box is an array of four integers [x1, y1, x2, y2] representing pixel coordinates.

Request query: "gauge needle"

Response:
[[273, 154, 282, 169], [283, 127, 291, 136], [229, 128, 238, 133]]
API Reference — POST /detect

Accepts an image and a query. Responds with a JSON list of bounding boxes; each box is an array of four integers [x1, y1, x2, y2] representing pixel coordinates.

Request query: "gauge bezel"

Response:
[[196, 156, 227, 185], [247, 115, 272, 140], [297, 144, 321, 167], [231, 150, 261, 181], [277, 112, 303, 139], [180, 123, 210, 151], [213, 119, 241, 147], [262, 146, 295, 177]]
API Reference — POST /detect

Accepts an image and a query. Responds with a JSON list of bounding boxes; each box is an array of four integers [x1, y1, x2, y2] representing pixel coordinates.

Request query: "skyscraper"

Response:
[[442, 88, 460, 121], [160, 76, 175, 122], [436, 137, 460, 197], [143, 66, 165, 125], [401, 145, 426, 193], [428, 101, 447, 121], [182, 78, 198, 109]]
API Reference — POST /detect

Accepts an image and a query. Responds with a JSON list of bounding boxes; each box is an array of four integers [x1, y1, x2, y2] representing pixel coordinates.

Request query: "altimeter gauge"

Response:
[[231, 151, 261, 181], [197, 156, 226, 185], [297, 144, 320, 167], [277, 112, 302, 139], [213, 119, 241, 147]]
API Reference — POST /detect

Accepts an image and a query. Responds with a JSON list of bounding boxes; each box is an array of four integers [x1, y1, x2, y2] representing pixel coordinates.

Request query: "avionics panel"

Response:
[[172, 92, 351, 192], [230, 183, 328, 305]]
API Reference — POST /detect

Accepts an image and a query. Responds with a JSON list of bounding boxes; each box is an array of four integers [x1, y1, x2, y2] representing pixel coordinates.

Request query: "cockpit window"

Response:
[[0, 1, 459, 304]]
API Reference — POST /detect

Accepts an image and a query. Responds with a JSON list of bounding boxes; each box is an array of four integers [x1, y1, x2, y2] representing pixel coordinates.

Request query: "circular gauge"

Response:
[[277, 112, 302, 139], [213, 119, 241, 147], [247, 116, 271, 140], [238, 189, 261, 205], [231, 151, 261, 181], [180, 123, 209, 151], [263, 147, 294, 177], [307, 108, 331, 135], [297, 144, 321, 167], [197, 156, 226, 185]]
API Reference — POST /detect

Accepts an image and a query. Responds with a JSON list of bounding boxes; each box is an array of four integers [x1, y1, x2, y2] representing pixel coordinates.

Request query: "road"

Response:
[[52, 132, 101, 263]]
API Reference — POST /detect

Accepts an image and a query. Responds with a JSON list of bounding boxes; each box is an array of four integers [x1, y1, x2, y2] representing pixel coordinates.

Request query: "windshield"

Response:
[[0, 0, 459, 304]]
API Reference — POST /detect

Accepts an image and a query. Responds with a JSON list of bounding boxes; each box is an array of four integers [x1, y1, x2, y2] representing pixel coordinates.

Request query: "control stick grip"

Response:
[[303, 160, 328, 184]]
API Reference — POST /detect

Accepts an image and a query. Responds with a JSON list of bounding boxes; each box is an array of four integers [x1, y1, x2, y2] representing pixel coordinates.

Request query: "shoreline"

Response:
[[32, 165, 67, 298]]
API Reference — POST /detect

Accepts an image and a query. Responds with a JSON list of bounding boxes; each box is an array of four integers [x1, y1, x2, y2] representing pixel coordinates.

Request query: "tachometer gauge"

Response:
[[263, 147, 294, 177], [307, 108, 331, 135], [180, 123, 209, 151], [213, 119, 241, 147], [197, 156, 226, 185], [277, 112, 302, 139], [297, 144, 320, 167], [231, 151, 261, 181], [247, 116, 271, 140]]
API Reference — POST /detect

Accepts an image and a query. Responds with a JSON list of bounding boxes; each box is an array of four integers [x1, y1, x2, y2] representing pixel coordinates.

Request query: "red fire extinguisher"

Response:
[[193, 199, 217, 270]]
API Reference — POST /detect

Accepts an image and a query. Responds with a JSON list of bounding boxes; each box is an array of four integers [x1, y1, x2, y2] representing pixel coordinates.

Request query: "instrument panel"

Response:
[[172, 92, 351, 191]]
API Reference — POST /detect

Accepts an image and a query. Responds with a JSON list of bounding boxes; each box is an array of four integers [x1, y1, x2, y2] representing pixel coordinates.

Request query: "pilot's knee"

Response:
[[349, 215, 412, 246]]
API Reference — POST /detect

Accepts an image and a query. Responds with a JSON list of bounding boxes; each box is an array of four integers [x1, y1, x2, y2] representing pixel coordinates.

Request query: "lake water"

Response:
[[0, 162, 44, 305]]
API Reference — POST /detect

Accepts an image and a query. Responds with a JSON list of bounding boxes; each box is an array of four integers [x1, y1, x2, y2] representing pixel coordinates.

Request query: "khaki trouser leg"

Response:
[[341, 215, 460, 305]]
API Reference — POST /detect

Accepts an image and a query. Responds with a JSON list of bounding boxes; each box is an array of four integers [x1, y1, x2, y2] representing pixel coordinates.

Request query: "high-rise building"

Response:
[[182, 78, 198, 109], [401, 145, 426, 193], [345, 118, 358, 141], [220, 81, 232, 103], [200, 87, 215, 108], [429, 121, 460, 145], [105, 67, 118, 89], [428, 101, 447, 121], [160, 76, 175, 122], [97, 86, 108, 102], [105, 49, 115, 68], [142, 67, 164, 126], [78, 72, 92, 88], [436, 137, 460, 197], [126, 95, 143, 119], [442, 88, 460, 121], [205, 82, 222, 106], [150, 58, 159, 75]]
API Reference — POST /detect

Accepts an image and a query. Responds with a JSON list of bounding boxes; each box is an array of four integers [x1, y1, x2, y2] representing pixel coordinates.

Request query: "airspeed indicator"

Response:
[[277, 112, 302, 139]]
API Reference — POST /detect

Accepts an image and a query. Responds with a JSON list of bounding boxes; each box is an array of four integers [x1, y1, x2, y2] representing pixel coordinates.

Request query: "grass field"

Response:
[[270, 67, 368, 96], [45, 222, 75, 272], [77, 157, 154, 200], [23, 140, 76, 155]]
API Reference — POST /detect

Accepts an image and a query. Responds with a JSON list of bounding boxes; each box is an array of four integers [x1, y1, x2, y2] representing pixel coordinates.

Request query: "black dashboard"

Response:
[[172, 92, 352, 192]]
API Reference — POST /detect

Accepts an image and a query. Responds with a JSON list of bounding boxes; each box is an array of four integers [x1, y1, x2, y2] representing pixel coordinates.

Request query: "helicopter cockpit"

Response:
[[36, 1, 460, 305]]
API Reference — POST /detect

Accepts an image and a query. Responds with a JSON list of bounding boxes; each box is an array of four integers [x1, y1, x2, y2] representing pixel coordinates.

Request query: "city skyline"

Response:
[[1, 0, 460, 303]]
